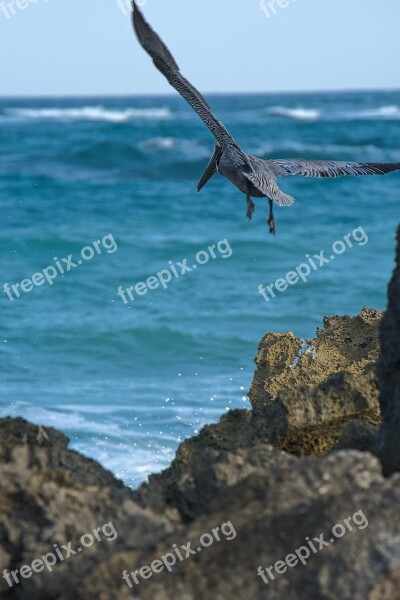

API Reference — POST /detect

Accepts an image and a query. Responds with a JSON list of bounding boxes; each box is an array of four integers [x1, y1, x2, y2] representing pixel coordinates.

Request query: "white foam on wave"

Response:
[[344, 105, 400, 120], [0, 403, 126, 436], [141, 136, 176, 149], [85, 441, 176, 487], [266, 104, 400, 122], [4, 106, 172, 122], [266, 106, 321, 121]]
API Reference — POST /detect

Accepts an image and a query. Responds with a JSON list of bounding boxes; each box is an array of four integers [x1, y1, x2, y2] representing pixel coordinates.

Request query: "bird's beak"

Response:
[[197, 144, 222, 192]]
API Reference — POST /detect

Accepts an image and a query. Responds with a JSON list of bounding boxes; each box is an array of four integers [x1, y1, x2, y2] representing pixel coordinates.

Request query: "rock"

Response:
[[249, 307, 382, 407], [0, 418, 177, 600], [378, 225, 400, 475], [2, 415, 400, 599], [81, 451, 400, 600], [139, 444, 298, 522], [253, 363, 381, 455], [138, 308, 382, 514], [135, 308, 384, 525], [332, 420, 379, 453], [248, 307, 382, 455], [134, 409, 258, 517]]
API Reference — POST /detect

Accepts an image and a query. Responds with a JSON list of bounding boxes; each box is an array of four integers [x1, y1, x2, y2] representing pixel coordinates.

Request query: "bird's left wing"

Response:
[[132, 1, 239, 151], [269, 158, 400, 179]]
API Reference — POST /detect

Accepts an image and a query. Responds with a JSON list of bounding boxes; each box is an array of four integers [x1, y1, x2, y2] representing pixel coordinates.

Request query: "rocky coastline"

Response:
[[1, 229, 400, 600]]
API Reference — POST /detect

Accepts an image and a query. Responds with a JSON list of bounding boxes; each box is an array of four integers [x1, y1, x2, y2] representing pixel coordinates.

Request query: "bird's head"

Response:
[[197, 143, 223, 192]]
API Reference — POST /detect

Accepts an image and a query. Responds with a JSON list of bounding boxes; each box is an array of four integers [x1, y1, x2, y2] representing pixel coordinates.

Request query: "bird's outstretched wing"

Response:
[[269, 158, 400, 179], [131, 1, 239, 151]]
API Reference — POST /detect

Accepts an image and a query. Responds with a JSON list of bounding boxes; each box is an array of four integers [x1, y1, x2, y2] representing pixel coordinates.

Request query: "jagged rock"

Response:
[[134, 409, 257, 515], [0, 418, 177, 600], [80, 451, 400, 600], [1, 415, 400, 599], [247, 307, 382, 455], [135, 309, 384, 522], [332, 420, 379, 453], [378, 226, 400, 475], [249, 307, 382, 407], [138, 310, 382, 508], [252, 363, 381, 455], [139, 444, 298, 522]]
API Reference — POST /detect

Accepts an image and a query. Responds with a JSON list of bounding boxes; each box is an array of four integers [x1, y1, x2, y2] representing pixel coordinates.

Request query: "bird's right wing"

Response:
[[132, 1, 239, 151], [269, 158, 400, 179]]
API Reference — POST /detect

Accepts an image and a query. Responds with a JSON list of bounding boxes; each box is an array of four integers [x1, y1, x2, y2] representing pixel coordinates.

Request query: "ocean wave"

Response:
[[266, 106, 321, 121], [67, 140, 145, 166], [266, 104, 400, 122], [344, 105, 400, 120], [32, 137, 210, 173], [254, 141, 384, 158], [141, 136, 176, 150], [0, 404, 122, 435], [3, 105, 172, 122], [85, 442, 176, 487], [138, 136, 211, 160]]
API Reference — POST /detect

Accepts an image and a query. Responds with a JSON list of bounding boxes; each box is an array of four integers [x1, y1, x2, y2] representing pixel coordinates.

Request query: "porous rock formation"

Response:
[[249, 306, 382, 455]]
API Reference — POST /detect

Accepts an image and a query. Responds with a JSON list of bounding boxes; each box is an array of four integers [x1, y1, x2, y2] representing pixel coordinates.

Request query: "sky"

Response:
[[1, 0, 400, 96]]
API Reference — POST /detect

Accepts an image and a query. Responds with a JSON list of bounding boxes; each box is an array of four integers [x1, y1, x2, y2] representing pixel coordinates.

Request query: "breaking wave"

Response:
[[266, 104, 400, 122], [266, 106, 321, 121], [345, 105, 400, 120], [3, 105, 172, 122]]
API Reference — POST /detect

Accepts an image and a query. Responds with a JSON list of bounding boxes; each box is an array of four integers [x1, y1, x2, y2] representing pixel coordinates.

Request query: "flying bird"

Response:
[[131, 2, 400, 234]]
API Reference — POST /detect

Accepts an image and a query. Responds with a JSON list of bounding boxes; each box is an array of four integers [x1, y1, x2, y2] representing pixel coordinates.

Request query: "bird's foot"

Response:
[[246, 199, 255, 220], [268, 215, 276, 235], [36, 425, 49, 445]]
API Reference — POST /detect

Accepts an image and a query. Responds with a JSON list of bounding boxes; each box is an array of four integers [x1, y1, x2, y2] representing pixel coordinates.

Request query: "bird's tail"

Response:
[[243, 172, 295, 206]]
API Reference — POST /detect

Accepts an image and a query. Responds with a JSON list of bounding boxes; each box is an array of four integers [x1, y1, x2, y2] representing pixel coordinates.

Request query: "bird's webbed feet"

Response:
[[246, 198, 255, 220], [268, 199, 276, 235]]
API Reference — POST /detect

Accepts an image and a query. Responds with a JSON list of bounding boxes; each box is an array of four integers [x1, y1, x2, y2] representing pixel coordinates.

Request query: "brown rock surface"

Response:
[[247, 307, 382, 455], [78, 451, 400, 600], [249, 307, 382, 407], [0, 418, 177, 600], [2, 419, 398, 600]]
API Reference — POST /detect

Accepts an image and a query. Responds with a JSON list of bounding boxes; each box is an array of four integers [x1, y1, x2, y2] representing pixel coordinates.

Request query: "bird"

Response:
[[131, 2, 400, 234]]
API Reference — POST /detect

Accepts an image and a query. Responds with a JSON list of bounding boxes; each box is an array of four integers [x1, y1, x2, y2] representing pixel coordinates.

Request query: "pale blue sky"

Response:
[[1, 0, 400, 96]]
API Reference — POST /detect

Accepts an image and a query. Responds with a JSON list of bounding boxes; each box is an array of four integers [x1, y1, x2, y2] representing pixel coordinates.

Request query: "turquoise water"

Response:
[[1, 91, 399, 486]]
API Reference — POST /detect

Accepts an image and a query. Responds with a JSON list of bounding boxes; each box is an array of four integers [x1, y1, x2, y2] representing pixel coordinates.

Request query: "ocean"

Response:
[[1, 90, 399, 486]]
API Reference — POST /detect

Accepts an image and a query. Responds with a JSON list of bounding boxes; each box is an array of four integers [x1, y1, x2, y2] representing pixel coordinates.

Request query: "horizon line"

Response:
[[1, 87, 399, 100]]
